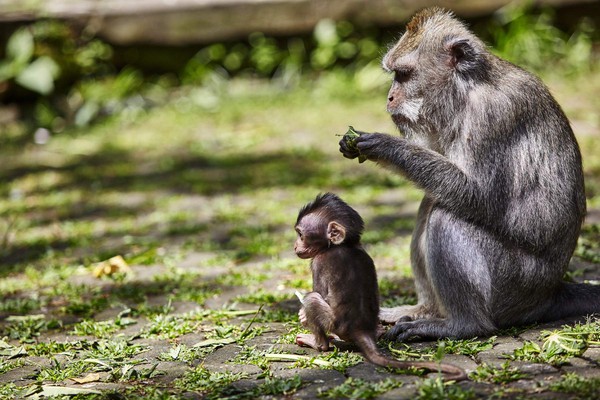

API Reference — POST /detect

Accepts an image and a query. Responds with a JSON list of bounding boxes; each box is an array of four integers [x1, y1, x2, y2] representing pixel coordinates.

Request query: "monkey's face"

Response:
[[294, 214, 328, 259], [382, 44, 425, 131]]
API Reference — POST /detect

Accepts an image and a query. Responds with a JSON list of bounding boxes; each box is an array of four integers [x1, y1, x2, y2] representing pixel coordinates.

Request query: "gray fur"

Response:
[[340, 7, 594, 340]]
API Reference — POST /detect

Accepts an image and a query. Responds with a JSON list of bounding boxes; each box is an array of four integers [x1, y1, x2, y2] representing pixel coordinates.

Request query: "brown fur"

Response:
[[294, 193, 467, 381]]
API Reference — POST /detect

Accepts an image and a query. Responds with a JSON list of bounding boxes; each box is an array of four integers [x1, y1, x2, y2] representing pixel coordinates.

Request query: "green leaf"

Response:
[[0, 60, 18, 80], [15, 56, 60, 95], [169, 345, 181, 360], [74, 101, 100, 126], [314, 19, 339, 46], [6, 28, 34, 65]]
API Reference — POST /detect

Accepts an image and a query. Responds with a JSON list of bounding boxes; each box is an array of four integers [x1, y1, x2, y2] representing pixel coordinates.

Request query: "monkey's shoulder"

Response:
[[315, 246, 374, 267]]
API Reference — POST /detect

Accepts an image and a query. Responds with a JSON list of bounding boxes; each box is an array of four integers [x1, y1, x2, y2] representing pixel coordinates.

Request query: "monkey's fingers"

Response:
[[382, 325, 400, 341], [354, 133, 388, 162], [338, 138, 360, 159], [354, 133, 378, 151], [382, 321, 415, 342]]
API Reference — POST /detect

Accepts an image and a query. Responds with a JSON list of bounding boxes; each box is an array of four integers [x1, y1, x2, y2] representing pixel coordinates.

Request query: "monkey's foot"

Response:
[[383, 319, 446, 342], [383, 318, 491, 342], [379, 305, 437, 325], [296, 334, 330, 351]]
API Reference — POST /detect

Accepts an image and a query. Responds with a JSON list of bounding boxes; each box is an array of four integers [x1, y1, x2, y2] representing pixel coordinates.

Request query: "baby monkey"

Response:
[[294, 193, 466, 381]]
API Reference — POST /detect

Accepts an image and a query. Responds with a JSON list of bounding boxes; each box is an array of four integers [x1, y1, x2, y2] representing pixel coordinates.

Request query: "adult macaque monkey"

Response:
[[339, 7, 595, 341], [294, 193, 467, 381]]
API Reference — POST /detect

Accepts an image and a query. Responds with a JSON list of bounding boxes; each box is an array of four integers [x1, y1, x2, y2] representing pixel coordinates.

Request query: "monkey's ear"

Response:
[[447, 38, 477, 71], [327, 221, 346, 245]]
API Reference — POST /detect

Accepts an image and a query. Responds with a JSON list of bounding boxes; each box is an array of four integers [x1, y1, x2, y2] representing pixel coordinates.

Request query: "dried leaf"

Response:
[[92, 255, 132, 278], [265, 353, 331, 367], [0, 345, 27, 359], [169, 345, 181, 360], [71, 372, 102, 384], [192, 337, 236, 347], [26, 385, 101, 399]]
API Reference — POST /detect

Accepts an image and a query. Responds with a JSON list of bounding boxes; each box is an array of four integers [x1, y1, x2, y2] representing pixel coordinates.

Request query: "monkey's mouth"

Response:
[[391, 113, 411, 126]]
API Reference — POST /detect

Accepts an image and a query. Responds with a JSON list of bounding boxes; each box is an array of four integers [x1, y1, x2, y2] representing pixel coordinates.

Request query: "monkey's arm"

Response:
[[349, 133, 487, 219]]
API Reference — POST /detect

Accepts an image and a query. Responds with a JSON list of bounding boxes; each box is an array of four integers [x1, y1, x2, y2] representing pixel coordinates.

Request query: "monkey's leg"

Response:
[[384, 318, 491, 341], [296, 292, 335, 351], [385, 214, 497, 341], [380, 197, 441, 325]]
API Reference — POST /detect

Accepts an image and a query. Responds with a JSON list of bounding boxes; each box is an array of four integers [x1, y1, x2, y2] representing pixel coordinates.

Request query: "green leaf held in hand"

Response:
[[341, 126, 367, 163]]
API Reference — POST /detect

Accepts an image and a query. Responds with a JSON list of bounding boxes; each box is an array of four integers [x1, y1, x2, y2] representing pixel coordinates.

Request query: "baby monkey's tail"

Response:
[[354, 333, 467, 381]]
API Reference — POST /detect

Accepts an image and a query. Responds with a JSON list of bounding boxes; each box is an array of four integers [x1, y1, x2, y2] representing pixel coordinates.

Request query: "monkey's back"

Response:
[[313, 246, 380, 339], [427, 59, 586, 326]]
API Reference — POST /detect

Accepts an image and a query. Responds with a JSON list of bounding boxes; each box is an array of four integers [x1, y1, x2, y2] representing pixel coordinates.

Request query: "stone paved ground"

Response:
[[1, 248, 599, 399]]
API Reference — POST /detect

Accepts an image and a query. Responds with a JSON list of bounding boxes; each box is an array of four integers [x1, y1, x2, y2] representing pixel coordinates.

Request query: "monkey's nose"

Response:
[[388, 96, 394, 102]]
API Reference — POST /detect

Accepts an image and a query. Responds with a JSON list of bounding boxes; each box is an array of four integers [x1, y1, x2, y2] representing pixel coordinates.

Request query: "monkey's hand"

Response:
[[338, 128, 369, 160], [354, 133, 402, 163], [298, 307, 308, 327]]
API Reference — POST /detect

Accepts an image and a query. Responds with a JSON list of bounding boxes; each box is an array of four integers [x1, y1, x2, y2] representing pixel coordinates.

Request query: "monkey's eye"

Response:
[[296, 228, 303, 240], [394, 68, 413, 83]]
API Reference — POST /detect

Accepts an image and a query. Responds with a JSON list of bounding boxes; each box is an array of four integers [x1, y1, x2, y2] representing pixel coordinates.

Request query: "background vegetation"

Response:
[[0, 4, 599, 399]]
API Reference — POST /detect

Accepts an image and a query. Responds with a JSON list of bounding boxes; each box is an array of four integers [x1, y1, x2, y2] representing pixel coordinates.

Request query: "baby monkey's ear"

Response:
[[327, 221, 346, 245]]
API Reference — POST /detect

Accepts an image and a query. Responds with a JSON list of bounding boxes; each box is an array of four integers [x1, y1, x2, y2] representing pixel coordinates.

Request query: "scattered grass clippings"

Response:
[[469, 361, 527, 384], [253, 375, 303, 397], [318, 377, 402, 399], [0, 384, 19, 399], [1, 315, 61, 343], [416, 377, 476, 400], [320, 347, 365, 372], [174, 366, 247, 397], [0, 359, 24, 374], [388, 336, 496, 360], [142, 314, 200, 339], [233, 289, 290, 305], [71, 316, 136, 338], [548, 373, 600, 398], [506, 318, 600, 366], [36, 358, 91, 383]]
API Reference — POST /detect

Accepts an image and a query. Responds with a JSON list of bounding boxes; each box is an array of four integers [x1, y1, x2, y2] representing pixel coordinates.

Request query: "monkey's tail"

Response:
[[543, 282, 600, 322], [354, 333, 467, 381]]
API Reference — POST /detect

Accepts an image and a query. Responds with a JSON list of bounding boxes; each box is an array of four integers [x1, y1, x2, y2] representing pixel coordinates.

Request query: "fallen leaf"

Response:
[[192, 337, 236, 347], [71, 372, 102, 384], [26, 385, 101, 399], [92, 255, 132, 278]]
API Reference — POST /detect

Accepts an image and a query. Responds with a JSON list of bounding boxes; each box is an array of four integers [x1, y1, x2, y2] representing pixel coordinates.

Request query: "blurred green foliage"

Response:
[[181, 19, 382, 86], [487, 4, 595, 75], [0, 5, 597, 132]]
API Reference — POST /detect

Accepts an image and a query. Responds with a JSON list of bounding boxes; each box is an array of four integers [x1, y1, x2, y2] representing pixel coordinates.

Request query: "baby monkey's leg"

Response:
[[296, 292, 335, 351]]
